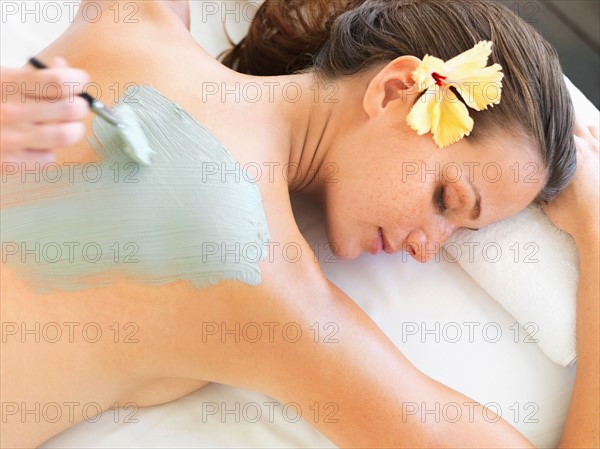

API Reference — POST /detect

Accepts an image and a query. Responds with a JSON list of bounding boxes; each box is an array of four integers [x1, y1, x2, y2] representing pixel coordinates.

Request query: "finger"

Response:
[[573, 116, 593, 140], [1, 149, 56, 172], [0, 129, 24, 154], [573, 135, 599, 164], [540, 199, 556, 216], [22, 121, 86, 150], [22, 149, 56, 166], [2, 64, 91, 100], [0, 97, 89, 125], [574, 135, 588, 155], [589, 126, 599, 141]]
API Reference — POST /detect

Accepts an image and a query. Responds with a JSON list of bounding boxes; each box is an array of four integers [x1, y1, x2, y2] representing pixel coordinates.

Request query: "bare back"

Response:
[[1, 3, 330, 446]]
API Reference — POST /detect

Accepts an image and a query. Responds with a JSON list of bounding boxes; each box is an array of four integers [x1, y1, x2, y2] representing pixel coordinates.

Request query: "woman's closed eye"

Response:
[[434, 185, 447, 215], [435, 183, 482, 232]]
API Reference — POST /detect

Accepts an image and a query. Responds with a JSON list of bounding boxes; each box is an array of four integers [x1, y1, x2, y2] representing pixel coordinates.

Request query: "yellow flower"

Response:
[[406, 41, 504, 148]]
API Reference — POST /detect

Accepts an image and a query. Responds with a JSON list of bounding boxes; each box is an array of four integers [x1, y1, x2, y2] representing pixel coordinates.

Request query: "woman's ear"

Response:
[[363, 56, 422, 118]]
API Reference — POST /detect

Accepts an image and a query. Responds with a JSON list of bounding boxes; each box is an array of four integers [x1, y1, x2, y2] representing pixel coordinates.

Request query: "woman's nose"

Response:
[[406, 224, 454, 263]]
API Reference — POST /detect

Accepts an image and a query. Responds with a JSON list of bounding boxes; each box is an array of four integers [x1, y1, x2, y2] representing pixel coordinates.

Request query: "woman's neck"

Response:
[[275, 71, 365, 201]]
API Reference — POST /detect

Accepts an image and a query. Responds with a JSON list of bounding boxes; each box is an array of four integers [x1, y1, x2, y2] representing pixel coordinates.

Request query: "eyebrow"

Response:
[[465, 180, 482, 231]]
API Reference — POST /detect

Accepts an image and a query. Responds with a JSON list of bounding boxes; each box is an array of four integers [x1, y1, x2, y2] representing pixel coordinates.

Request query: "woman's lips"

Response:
[[381, 230, 394, 254], [372, 228, 396, 255], [371, 228, 416, 256], [371, 228, 384, 255]]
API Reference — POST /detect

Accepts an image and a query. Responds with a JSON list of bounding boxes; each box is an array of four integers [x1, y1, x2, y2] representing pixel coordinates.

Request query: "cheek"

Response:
[[382, 177, 432, 226]]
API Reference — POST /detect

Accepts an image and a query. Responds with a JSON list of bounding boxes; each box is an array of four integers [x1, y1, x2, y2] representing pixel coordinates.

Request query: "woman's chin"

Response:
[[327, 238, 361, 261], [324, 220, 363, 261]]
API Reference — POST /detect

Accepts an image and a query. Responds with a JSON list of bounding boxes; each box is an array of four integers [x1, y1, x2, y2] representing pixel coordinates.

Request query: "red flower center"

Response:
[[432, 72, 447, 87]]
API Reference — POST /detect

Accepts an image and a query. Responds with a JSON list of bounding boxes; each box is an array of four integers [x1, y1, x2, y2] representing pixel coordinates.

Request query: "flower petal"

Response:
[[406, 87, 439, 135], [407, 40, 502, 147], [453, 64, 504, 111], [445, 41, 494, 76], [412, 55, 446, 92], [431, 88, 474, 148]]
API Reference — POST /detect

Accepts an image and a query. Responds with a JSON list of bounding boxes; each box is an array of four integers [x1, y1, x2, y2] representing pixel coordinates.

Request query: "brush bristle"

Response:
[[117, 104, 155, 165]]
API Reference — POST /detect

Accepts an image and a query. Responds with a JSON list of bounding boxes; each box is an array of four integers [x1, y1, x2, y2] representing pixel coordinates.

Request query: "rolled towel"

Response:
[[443, 205, 579, 366]]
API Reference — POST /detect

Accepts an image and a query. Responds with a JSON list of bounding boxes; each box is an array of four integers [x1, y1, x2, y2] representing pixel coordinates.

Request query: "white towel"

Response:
[[443, 205, 579, 366]]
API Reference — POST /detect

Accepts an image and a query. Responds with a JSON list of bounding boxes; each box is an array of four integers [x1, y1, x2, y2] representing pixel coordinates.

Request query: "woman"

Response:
[[1, 0, 598, 447]]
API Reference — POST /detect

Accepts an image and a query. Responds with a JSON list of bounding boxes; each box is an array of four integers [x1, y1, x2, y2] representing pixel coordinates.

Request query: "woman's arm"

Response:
[[180, 254, 534, 449], [543, 118, 600, 448], [561, 228, 600, 448]]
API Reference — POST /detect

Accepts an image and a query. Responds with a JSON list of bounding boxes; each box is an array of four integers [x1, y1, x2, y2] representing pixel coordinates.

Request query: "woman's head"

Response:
[[222, 0, 576, 260]]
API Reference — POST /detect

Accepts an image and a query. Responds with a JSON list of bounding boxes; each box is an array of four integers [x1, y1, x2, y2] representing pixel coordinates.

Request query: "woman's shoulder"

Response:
[[37, 1, 211, 87]]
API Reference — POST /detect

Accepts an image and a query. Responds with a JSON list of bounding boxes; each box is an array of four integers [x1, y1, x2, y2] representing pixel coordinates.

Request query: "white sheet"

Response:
[[0, 1, 585, 448]]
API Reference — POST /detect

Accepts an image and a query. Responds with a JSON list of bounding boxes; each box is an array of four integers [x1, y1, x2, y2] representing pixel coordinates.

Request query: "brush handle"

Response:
[[29, 57, 120, 127], [28, 57, 95, 107]]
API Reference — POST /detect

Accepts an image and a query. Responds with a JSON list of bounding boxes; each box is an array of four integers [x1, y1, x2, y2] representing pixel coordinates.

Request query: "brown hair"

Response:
[[221, 0, 576, 203]]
